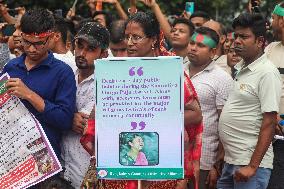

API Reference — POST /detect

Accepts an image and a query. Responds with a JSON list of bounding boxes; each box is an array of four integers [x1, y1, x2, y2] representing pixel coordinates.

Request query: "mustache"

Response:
[[234, 46, 242, 50], [75, 56, 87, 61], [75, 56, 88, 66]]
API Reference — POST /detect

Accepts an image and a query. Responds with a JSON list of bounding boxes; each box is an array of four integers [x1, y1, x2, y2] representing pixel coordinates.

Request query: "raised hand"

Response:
[[181, 10, 190, 19], [66, 8, 76, 20], [138, 0, 157, 8], [85, 0, 97, 11], [248, 0, 261, 12], [93, 0, 118, 4], [15, 7, 26, 16], [0, 3, 8, 16], [0, 23, 9, 43]]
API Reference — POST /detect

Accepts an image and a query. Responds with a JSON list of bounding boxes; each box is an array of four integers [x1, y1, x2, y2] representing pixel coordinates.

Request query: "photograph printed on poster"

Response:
[[119, 132, 159, 166]]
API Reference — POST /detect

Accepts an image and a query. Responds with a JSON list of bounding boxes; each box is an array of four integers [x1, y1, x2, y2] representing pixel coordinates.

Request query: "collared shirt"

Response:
[[265, 41, 284, 114], [108, 48, 114, 57], [62, 70, 95, 188], [214, 54, 232, 75], [189, 61, 233, 170], [54, 51, 76, 73], [2, 52, 76, 158], [183, 56, 190, 76], [219, 54, 281, 169]]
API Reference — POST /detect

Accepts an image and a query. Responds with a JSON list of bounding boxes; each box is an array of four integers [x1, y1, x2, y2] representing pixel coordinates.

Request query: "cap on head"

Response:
[[75, 22, 110, 49]]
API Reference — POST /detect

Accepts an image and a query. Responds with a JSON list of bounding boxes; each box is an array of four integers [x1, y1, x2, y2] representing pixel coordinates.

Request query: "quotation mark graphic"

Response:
[[131, 121, 146, 130], [129, 67, 144, 76]]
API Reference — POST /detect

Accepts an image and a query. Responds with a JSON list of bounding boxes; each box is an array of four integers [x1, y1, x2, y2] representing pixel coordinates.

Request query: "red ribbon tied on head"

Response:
[[23, 31, 53, 38]]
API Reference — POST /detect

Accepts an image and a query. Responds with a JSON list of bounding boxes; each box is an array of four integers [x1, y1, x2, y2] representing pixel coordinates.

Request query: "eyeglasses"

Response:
[[21, 37, 49, 49], [124, 35, 147, 44]]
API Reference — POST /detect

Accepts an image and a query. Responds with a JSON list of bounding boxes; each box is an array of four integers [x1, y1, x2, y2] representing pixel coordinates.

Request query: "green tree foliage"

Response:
[[3, 0, 283, 26]]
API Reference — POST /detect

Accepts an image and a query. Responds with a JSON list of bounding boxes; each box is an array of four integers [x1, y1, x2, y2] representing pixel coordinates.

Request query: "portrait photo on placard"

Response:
[[119, 132, 159, 166]]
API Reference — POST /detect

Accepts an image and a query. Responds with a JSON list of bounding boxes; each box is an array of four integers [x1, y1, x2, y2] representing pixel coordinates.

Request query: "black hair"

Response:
[[190, 11, 210, 21], [232, 13, 266, 39], [127, 11, 160, 48], [225, 27, 234, 35], [53, 15, 68, 45], [128, 134, 143, 145], [195, 26, 220, 46], [172, 18, 195, 36], [64, 18, 76, 37], [109, 19, 127, 44], [67, 30, 75, 51], [93, 10, 113, 30], [20, 9, 55, 34]]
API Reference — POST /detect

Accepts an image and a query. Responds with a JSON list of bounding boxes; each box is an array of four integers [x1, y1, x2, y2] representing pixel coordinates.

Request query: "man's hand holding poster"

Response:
[[0, 73, 61, 189]]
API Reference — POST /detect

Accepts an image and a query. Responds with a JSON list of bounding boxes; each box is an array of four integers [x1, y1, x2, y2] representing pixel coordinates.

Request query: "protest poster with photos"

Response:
[[0, 73, 62, 189], [96, 57, 184, 180]]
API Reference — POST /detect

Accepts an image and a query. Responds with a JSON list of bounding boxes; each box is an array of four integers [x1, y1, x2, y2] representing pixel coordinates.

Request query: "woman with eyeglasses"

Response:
[[124, 12, 160, 57], [99, 11, 203, 189]]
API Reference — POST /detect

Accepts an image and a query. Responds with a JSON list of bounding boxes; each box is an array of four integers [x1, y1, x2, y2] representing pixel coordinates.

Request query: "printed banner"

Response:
[[0, 73, 62, 189], [95, 56, 184, 180]]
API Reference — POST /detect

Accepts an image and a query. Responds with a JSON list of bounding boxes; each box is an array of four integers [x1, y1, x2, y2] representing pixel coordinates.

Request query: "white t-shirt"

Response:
[[54, 51, 77, 73], [219, 54, 281, 169], [265, 41, 284, 114], [61, 71, 95, 188], [214, 55, 232, 75]]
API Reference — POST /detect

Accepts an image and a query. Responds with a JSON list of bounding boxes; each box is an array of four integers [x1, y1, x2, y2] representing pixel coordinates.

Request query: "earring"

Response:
[[151, 44, 157, 57]]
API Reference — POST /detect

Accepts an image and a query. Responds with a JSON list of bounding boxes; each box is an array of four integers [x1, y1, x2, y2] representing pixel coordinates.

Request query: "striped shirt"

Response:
[[189, 61, 233, 170]]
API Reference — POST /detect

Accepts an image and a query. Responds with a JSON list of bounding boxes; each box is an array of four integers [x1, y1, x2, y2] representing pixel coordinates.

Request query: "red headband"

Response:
[[22, 31, 53, 38]]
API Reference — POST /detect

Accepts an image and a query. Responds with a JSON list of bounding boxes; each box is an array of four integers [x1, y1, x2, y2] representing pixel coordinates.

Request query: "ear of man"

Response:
[[100, 49, 109, 59], [256, 36, 265, 48], [210, 48, 217, 59]]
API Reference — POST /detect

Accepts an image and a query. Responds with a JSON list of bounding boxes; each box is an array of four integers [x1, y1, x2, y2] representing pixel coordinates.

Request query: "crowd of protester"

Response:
[[1, 0, 284, 189]]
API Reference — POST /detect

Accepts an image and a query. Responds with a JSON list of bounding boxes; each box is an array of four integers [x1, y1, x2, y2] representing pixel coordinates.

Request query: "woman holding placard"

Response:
[[101, 11, 203, 189]]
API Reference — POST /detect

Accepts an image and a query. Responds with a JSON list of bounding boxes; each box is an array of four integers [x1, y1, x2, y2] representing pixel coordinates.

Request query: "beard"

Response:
[[75, 56, 89, 69], [273, 30, 282, 41], [271, 25, 282, 41]]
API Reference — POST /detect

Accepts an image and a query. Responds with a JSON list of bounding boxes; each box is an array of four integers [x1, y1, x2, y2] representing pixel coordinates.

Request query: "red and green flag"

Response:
[[191, 32, 217, 48]]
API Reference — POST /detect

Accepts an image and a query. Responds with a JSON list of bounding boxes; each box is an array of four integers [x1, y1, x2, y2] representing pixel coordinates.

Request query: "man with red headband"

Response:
[[266, 2, 284, 188], [1, 8, 76, 174], [187, 26, 233, 189]]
